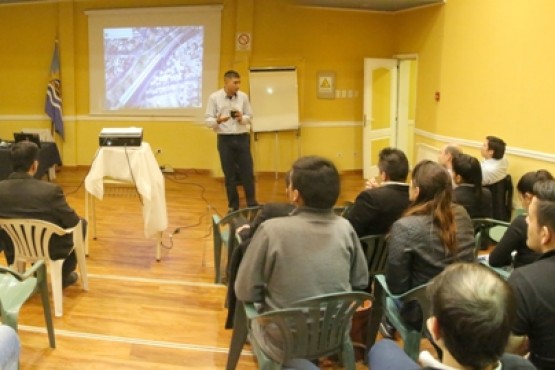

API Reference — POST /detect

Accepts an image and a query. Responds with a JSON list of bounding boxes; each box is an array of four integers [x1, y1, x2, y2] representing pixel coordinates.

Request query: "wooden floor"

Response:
[[12, 167, 386, 369]]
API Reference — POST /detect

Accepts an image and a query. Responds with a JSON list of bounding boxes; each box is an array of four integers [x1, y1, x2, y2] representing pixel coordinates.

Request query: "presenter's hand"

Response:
[[216, 114, 231, 124], [234, 111, 244, 123]]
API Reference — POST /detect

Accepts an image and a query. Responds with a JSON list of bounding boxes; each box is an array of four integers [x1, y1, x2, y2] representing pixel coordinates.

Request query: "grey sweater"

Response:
[[235, 206, 369, 310]]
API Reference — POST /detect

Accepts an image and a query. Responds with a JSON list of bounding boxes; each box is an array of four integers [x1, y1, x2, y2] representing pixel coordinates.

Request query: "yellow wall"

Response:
[[1, 0, 554, 177]]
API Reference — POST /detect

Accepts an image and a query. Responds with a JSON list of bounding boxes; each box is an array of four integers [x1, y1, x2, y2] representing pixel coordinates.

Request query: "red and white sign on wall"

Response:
[[235, 32, 251, 51]]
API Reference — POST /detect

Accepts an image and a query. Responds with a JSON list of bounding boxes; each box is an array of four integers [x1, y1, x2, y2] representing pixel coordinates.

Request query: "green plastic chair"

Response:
[[333, 201, 354, 218], [472, 218, 511, 256], [357, 234, 387, 358], [367, 275, 431, 361], [226, 291, 372, 370], [212, 206, 262, 284], [0, 260, 55, 348]]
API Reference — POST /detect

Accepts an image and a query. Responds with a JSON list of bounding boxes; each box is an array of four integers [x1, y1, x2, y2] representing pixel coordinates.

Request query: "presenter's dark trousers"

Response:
[[217, 133, 257, 211]]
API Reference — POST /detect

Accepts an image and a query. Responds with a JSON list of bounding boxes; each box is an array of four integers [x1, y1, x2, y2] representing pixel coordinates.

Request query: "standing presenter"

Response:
[[205, 70, 258, 212]]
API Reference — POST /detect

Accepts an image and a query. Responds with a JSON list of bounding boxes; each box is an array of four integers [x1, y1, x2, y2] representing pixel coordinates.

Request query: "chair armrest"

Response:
[[0, 260, 46, 281], [375, 274, 428, 302], [244, 302, 260, 319]]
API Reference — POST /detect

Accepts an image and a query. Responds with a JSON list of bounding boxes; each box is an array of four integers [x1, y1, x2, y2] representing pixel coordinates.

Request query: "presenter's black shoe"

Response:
[[62, 272, 79, 289], [227, 207, 238, 214]]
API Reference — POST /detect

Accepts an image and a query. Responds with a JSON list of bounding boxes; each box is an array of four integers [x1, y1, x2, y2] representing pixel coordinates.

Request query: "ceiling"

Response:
[[0, 0, 445, 12], [293, 0, 445, 12]]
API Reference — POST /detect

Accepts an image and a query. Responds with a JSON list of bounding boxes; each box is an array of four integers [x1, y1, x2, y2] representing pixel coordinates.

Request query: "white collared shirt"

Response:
[[205, 88, 252, 134]]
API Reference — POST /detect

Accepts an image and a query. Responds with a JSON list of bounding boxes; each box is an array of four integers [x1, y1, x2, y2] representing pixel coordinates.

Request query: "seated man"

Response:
[[235, 155, 368, 362], [480, 135, 509, 186], [437, 143, 462, 187], [0, 141, 83, 287], [507, 179, 555, 369], [369, 263, 536, 370], [347, 147, 410, 237]]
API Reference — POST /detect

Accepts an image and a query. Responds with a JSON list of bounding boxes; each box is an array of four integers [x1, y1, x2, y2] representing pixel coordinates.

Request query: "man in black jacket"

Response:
[[347, 147, 410, 238], [0, 141, 83, 287]]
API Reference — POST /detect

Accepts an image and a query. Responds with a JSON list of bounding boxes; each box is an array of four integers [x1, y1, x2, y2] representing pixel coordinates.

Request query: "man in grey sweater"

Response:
[[235, 155, 368, 310]]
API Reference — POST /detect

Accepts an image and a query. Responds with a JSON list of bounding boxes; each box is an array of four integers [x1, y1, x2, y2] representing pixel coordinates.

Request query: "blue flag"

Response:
[[45, 41, 64, 139]]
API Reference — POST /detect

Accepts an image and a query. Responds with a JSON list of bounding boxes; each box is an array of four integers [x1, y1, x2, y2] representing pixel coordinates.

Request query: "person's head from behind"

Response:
[[526, 180, 555, 254], [426, 263, 516, 370], [452, 154, 484, 198], [481, 136, 506, 160], [517, 170, 554, 211], [438, 143, 462, 169], [378, 147, 409, 182], [223, 70, 241, 96], [10, 141, 39, 174], [407, 160, 456, 253], [409, 160, 452, 206], [289, 156, 340, 209]]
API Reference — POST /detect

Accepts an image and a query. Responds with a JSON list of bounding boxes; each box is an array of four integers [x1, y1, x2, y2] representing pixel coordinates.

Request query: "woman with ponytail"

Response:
[[381, 161, 476, 337], [452, 153, 493, 218], [386, 160, 475, 294]]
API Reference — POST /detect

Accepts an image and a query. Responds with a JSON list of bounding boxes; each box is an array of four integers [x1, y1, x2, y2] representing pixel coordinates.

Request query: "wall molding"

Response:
[[415, 128, 555, 163]]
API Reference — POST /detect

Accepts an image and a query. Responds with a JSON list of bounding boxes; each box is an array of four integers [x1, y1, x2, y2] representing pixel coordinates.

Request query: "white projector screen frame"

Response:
[[86, 6, 222, 120], [249, 68, 299, 133]]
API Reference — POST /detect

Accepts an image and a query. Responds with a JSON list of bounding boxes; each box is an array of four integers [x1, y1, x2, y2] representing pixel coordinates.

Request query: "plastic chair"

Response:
[[484, 174, 513, 222], [0, 218, 89, 317], [226, 291, 372, 370], [472, 218, 511, 256], [0, 260, 55, 348], [212, 206, 262, 284], [333, 201, 354, 218], [367, 275, 431, 361], [357, 234, 387, 358]]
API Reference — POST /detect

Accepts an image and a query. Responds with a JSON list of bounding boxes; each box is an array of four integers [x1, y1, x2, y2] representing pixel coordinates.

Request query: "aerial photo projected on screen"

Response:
[[104, 26, 203, 111]]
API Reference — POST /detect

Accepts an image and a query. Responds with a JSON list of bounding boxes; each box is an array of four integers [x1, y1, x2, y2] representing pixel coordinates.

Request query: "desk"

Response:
[[0, 142, 61, 180], [84, 142, 168, 260]]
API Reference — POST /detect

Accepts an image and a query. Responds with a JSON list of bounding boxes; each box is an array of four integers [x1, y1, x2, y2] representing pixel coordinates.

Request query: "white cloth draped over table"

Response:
[[84, 142, 168, 238]]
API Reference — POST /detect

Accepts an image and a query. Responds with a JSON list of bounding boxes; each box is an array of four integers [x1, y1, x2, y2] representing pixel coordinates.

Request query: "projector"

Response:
[[99, 127, 143, 147]]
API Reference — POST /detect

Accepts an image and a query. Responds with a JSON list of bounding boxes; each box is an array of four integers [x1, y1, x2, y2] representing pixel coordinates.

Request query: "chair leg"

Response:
[[214, 241, 222, 284], [73, 225, 89, 291], [341, 339, 357, 370], [37, 264, 56, 348], [365, 282, 383, 363], [50, 260, 64, 317], [403, 333, 421, 362], [226, 302, 248, 370], [2, 311, 19, 333]]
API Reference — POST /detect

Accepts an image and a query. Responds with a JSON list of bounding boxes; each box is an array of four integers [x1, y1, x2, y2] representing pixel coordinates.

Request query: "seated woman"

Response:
[[488, 169, 553, 268], [452, 153, 493, 218], [381, 160, 475, 336]]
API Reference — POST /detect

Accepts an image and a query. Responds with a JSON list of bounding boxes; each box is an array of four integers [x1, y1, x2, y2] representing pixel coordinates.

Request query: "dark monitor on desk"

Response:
[[13, 132, 41, 148]]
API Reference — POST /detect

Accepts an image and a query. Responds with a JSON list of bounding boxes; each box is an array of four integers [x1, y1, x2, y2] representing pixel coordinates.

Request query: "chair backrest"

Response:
[[472, 218, 510, 256], [0, 218, 71, 263], [485, 174, 513, 221], [251, 291, 371, 362], [333, 201, 354, 218], [213, 206, 262, 246], [359, 234, 387, 277]]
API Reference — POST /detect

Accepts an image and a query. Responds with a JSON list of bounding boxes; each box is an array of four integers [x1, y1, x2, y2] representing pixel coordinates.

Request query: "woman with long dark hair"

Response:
[[452, 153, 493, 218], [380, 160, 476, 337], [386, 160, 475, 294]]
